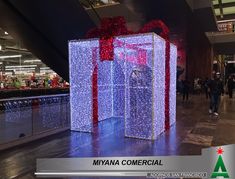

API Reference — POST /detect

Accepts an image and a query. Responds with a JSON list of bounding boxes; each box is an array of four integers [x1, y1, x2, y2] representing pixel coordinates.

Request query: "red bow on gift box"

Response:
[[86, 16, 169, 61]]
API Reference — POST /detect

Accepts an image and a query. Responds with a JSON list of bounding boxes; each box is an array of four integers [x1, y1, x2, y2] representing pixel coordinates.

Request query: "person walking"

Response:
[[227, 75, 234, 98], [208, 72, 224, 116], [182, 79, 190, 101], [203, 77, 210, 99]]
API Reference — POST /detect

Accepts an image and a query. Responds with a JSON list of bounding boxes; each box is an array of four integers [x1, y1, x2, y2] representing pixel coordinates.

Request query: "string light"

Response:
[[152, 34, 166, 139], [170, 44, 177, 126], [69, 40, 97, 132]]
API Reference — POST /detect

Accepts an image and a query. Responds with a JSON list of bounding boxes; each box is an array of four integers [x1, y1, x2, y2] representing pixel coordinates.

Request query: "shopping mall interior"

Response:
[[0, 0, 235, 178]]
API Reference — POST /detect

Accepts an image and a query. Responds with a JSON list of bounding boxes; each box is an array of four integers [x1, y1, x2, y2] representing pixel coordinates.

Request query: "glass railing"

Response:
[[0, 94, 70, 148], [0, 87, 69, 99]]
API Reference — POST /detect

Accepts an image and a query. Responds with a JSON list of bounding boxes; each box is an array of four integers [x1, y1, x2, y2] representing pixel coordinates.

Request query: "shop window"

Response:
[[0, 28, 69, 99]]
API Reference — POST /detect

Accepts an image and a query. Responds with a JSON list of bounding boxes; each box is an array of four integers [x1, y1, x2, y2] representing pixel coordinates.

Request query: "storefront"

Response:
[[0, 28, 69, 98]]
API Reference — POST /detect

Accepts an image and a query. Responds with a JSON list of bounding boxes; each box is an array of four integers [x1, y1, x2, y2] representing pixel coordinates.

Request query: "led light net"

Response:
[[69, 33, 177, 139], [97, 60, 113, 121], [69, 40, 98, 132], [153, 34, 166, 139], [170, 44, 177, 126]]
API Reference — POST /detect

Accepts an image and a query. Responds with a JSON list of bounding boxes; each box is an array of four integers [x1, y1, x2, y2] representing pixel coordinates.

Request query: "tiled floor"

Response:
[[0, 94, 235, 179]]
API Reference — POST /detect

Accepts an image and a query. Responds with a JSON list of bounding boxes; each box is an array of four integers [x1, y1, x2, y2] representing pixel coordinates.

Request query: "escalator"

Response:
[[0, 0, 95, 81]]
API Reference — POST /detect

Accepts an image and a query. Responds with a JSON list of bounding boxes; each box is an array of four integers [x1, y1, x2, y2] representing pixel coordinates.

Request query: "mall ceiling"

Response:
[[1, 0, 196, 81], [83, 0, 217, 32], [0, 0, 234, 80], [0, 0, 95, 81], [209, 0, 235, 54], [213, 0, 235, 21], [0, 28, 34, 61], [0, 27, 50, 75]]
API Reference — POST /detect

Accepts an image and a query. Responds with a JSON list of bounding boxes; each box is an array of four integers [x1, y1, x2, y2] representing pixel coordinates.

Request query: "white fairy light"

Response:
[[170, 44, 177, 126]]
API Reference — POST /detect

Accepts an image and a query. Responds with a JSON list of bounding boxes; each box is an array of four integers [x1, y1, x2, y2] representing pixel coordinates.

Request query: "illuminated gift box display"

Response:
[[69, 32, 177, 140]]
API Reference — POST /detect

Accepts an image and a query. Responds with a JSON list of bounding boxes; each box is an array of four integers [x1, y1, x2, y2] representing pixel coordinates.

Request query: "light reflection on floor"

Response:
[[0, 95, 235, 179]]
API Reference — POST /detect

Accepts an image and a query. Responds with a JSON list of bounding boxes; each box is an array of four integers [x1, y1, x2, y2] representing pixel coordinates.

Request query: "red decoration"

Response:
[[217, 147, 224, 155], [138, 20, 169, 39], [86, 16, 171, 131], [99, 38, 114, 60], [86, 16, 131, 38], [86, 17, 169, 61], [92, 49, 98, 124], [86, 16, 131, 61], [165, 41, 170, 130]]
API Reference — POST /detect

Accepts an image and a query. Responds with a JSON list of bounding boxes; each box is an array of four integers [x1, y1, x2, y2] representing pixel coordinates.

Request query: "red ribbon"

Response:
[[86, 16, 131, 61], [86, 16, 169, 60], [165, 41, 171, 130]]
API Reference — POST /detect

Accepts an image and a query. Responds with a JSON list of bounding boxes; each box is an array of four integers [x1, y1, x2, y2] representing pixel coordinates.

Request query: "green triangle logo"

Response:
[[211, 148, 229, 178]]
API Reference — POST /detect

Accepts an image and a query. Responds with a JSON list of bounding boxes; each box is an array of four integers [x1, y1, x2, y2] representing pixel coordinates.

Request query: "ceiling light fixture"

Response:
[[14, 68, 36, 71], [23, 59, 41, 63], [40, 67, 50, 69], [227, 61, 235, 63], [5, 65, 37, 68], [217, 19, 235, 23], [0, 55, 22, 59], [100, 0, 109, 3]]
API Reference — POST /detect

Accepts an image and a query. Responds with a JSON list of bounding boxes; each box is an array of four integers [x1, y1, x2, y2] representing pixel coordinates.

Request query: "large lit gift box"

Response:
[[69, 19, 177, 140]]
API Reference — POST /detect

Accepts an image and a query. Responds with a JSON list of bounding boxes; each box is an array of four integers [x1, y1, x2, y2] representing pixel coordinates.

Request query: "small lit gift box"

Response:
[[69, 19, 177, 140]]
